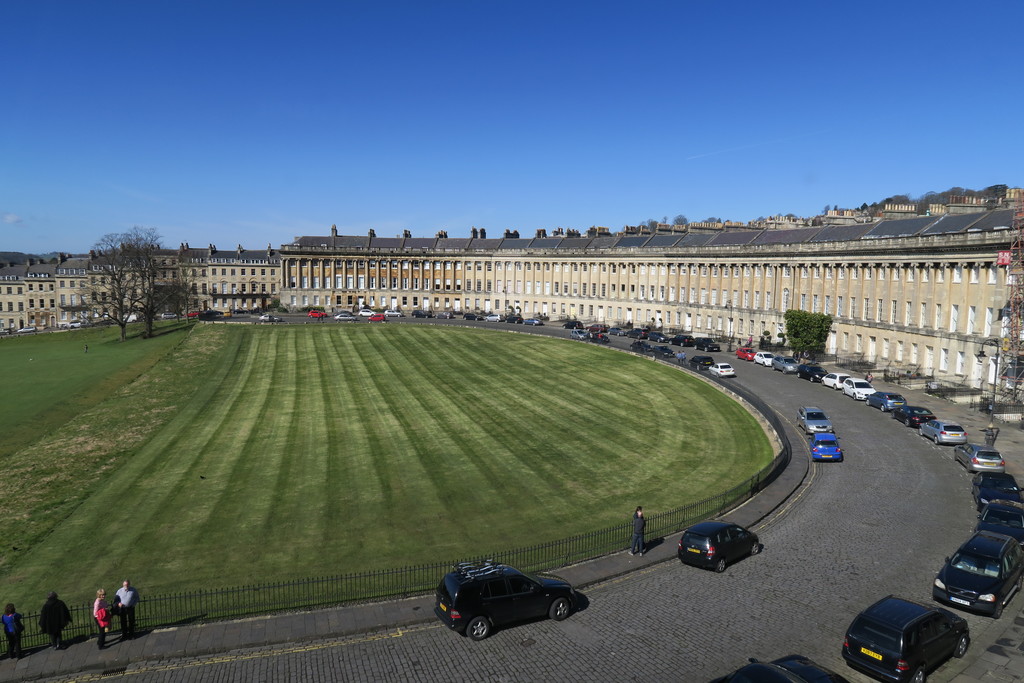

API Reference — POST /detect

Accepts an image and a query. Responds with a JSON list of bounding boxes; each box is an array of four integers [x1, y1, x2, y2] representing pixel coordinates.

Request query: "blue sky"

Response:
[[3, 1, 1022, 254]]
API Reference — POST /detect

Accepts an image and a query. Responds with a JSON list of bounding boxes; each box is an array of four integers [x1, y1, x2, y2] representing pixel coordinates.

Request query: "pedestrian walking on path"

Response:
[[39, 592, 72, 650], [116, 579, 139, 639], [629, 506, 646, 556], [93, 589, 110, 649], [3, 604, 24, 659]]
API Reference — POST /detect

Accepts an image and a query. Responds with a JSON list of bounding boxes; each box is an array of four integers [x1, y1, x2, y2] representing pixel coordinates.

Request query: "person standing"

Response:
[[39, 592, 72, 650], [2, 604, 24, 659], [116, 580, 139, 639], [629, 506, 646, 556], [93, 589, 110, 649]]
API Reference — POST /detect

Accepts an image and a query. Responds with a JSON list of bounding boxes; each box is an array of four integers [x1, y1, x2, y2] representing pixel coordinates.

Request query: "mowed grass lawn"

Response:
[[2, 323, 771, 601]]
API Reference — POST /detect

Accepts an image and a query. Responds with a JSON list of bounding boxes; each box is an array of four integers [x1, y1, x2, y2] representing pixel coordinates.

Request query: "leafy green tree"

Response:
[[783, 310, 832, 355]]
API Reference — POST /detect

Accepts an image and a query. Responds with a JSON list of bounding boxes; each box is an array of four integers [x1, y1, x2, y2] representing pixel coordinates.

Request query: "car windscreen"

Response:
[[814, 439, 838, 448], [909, 407, 932, 415], [848, 616, 902, 652], [950, 551, 1001, 578], [982, 509, 1024, 528], [983, 476, 1020, 491], [976, 451, 1000, 460], [854, 382, 872, 389], [943, 425, 965, 432], [681, 532, 709, 548], [806, 412, 827, 420]]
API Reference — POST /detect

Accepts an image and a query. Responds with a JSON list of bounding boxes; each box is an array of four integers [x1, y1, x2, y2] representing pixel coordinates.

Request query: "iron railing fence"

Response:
[[11, 353, 791, 650]]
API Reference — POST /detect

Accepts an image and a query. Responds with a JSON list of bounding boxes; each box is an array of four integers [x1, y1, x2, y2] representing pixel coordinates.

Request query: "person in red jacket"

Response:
[[93, 589, 111, 649]]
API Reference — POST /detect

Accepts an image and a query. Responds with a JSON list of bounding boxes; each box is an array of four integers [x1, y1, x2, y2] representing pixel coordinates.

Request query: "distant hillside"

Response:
[[0, 252, 55, 266]]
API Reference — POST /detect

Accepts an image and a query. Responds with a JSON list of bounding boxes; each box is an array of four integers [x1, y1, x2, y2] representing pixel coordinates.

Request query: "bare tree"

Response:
[[89, 227, 165, 341], [672, 214, 688, 225]]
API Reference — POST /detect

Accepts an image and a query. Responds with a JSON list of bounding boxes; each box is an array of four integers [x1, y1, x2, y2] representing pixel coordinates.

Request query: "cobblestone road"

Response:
[[55, 349, 1013, 682]]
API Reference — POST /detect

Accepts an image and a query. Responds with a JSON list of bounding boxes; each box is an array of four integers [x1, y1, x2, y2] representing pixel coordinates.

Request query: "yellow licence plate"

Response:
[[687, 547, 701, 553], [860, 647, 882, 661], [439, 603, 447, 612]]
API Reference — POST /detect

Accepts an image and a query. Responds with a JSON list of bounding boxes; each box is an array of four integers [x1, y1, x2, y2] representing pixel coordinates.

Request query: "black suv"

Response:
[[434, 561, 575, 640], [669, 334, 695, 346], [842, 595, 968, 682], [932, 530, 1024, 617], [689, 355, 714, 370], [694, 338, 721, 352], [976, 499, 1024, 545], [796, 364, 827, 382]]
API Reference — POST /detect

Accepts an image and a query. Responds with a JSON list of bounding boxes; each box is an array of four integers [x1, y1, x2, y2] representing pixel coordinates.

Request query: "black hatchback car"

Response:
[[976, 499, 1024, 545], [678, 521, 760, 572], [891, 405, 935, 428], [669, 334, 695, 346], [842, 595, 968, 683], [694, 338, 722, 352], [434, 561, 576, 641], [688, 355, 714, 371], [932, 530, 1024, 617], [796, 364, 827, 382], [972, 472, 1023, 511], [711, 654, 850, 682]]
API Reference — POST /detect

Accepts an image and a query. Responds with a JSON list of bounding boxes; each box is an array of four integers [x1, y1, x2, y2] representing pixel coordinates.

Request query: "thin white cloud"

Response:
[[2, 213, 23, 224]]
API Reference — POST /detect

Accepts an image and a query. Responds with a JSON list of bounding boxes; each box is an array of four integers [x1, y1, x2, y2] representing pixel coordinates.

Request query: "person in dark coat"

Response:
[[629, 506, 646, 556], [39, 592, 72, 650]]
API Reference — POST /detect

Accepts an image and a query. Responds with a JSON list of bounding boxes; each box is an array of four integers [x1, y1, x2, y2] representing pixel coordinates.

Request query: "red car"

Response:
[[187, 311, 201, 319], [736, 347, 756, 361], [368, 313, 386, 322], [307, 310, 328, 318]]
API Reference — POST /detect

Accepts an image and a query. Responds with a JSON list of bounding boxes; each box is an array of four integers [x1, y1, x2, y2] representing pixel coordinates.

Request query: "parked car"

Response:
[[954, 444, 1005, 473], [809, 433, 843, 462], [842, 595, 969, 682], [651, 345, 675, 357], [159, 312, 178, 319], [588, 333, 611, 344], [368, 313, 386, 323], [505, 315, 523, 324], [797, 406, 833, 434], [484, 314, 502, 322], [892, 405, 936, 428], [608, 327, 626, 336], [710, 655, 851, 683], [17, 327, 37, 333], [333, 312, 357, 321], [358, 309, 375, 317], [753, 351, 774, 367], [735, 347, 756, 361], [976, 500, 1024, 545], [933, 530, 1024, 617], [587, 324, 608, 334], [307, 310, 328, 318], [688, 355, 714, 370], [919, 420, 968, 445], [973, 472, 1023, 510], [822, 372, 851, 390], [463, 313, 481, 320], [523, 318, 544, 326], [771, 356, 799, 373], [412, 310, 433, 318], [678, 521, 760, 573], [647, 331, 668, 343], [384, 309, 404, 318], [436, 311, 454, 319], [709, 362, 736, 377], [865, 391, 907, 412], [433, 561, 575, 641], [669, 334, 695, 346], [841, 377, 875, 400], [562, 320, 583, 329], [796, 364, 827, 382], [625, 328, 648, 339], [695, 338, 721, 352], [259, 314, 283, 322]]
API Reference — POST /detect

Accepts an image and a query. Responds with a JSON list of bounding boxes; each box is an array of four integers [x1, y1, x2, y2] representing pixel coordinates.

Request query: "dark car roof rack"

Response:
[[453, 560, 505, 579]]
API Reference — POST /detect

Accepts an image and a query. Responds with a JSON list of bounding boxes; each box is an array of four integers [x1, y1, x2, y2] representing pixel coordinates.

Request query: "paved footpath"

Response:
[[1, 374, 1023, 682]]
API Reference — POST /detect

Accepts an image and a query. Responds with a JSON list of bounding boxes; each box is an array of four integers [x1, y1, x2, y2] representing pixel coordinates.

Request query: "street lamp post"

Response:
[[726, 300, 734, 351], [976, 338, 1002, 444]]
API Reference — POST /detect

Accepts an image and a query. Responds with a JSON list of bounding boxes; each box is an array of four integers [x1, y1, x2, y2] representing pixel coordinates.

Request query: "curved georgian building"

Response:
[[279, 210, 1018, 389]]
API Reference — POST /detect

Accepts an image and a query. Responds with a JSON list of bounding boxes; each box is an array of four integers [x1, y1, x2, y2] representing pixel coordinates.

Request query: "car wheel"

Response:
[[932, 433, 939, 444], [918, 427, 925, 436], [993, 600, 1004, 619], [714, 558, 727, 573], [750, 542, 761, 556], [954, 633, 969, 658], [910, 668, 925, 683], [466, 615, 491, 641], [548, 597, 571, 621]]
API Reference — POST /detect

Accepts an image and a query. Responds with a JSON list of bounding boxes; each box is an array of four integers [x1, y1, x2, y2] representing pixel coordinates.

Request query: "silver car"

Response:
[[771, 356, 799, 373], [919, 420, 968, 445], [954, 443, 1005, 472], [797, 406, 833, 434]]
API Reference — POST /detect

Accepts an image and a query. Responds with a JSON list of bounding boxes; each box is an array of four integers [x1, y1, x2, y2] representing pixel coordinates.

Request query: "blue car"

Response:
[[809, 433, 843, 462], [865, 391, 907, 412]]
